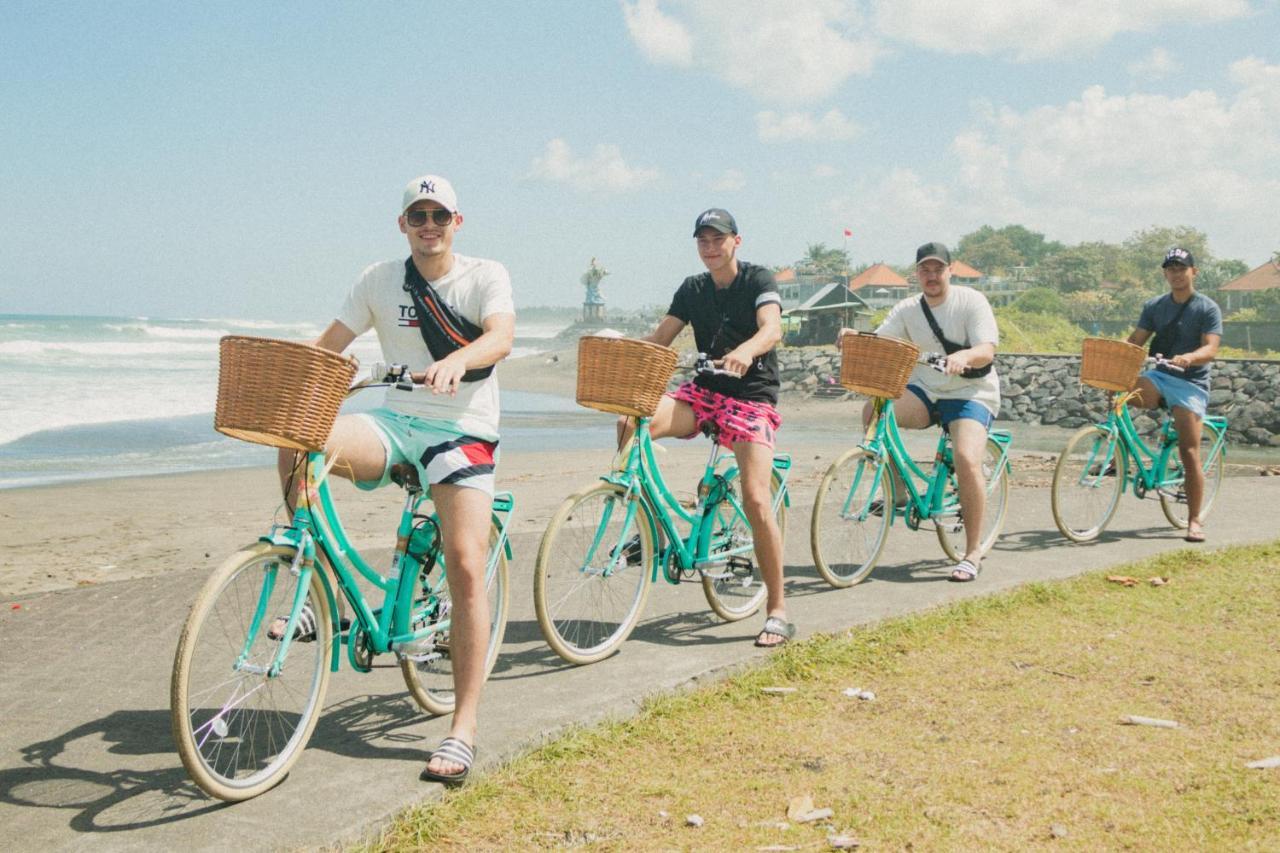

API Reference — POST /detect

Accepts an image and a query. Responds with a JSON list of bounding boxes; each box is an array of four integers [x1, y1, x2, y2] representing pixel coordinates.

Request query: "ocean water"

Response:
[[0, 314, 603, 489]]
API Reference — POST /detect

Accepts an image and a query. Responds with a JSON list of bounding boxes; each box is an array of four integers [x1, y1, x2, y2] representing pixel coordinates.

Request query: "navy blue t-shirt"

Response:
[[667, 261, 782, 404], [1136, 292, 1223, 390]]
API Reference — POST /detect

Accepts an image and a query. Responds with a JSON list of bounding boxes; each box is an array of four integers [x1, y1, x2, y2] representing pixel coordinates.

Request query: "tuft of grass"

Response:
[[361, 543, 1280, 851]]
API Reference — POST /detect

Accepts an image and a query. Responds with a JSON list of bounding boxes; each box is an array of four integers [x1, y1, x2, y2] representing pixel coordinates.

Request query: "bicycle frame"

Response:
[[602, 418, 791, 582], [851, 398, 1012, 530], [1083, 395, 1228, 497], [253, 452, 514, 675]]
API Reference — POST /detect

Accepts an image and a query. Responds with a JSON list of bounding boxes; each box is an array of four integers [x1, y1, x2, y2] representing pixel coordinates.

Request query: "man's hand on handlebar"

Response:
[[424, 353, 469, 396]]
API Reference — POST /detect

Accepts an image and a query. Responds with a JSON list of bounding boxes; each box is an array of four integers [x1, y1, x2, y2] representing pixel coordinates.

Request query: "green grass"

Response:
[[363, 543, 1280, 851]]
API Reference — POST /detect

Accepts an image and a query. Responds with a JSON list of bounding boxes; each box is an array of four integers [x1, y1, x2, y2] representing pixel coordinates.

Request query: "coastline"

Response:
[[3, 348, 1267, 600]]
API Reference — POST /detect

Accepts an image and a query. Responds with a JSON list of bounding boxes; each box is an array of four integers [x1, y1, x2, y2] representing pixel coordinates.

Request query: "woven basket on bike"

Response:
[[576, 335, 679, 418], [839, 332, 921, 399], [1079, 338, 1146, 393], [215, 335, 359, 452]]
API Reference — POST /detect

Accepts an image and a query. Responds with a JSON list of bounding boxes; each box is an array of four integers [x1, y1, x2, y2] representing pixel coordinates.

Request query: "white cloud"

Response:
[[813, 163, 841, 178], [1128, 47, 1179, 81], [622, 0, 883, 104], [827, 59, 1280, 262], [756, 109, 861, 142], [621, 0, 693, 67], [526, 138, 661, 193], [710, 168, 746, 191], [872, 0, 1252, 61]]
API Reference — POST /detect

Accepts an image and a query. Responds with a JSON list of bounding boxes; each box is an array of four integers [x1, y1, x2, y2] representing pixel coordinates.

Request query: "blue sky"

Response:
[[2, 1, 1277, 321]]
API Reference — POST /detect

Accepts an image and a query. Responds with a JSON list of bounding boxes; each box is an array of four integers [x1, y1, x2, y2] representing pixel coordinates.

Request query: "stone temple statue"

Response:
[[582, 257, 608, 306]]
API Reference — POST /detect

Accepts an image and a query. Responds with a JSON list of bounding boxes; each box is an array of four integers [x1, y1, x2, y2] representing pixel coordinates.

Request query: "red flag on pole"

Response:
[[843, 228, 853, 237]]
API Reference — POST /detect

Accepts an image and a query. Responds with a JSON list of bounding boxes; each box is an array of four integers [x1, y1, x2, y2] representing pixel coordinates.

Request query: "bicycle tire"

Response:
[[1051, 425, 1127, 542], [1159, 421, 1225, 529], [937, 435, 1010, 563], [701, 468, 786, 621], [534, 482, 654, 665], [810, 448, 892, 588], [401, 521, 510, 715], [171, 542, 332, 802]]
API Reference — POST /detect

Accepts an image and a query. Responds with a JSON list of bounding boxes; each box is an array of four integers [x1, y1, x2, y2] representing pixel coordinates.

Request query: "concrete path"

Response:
[[3, 472, 1277, 851]]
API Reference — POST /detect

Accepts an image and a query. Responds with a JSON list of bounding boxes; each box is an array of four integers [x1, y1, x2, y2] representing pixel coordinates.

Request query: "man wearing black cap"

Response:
[[840, 241, 1000, 581], [622, 208, 792, 646], [1126, 247, 1223, 543]]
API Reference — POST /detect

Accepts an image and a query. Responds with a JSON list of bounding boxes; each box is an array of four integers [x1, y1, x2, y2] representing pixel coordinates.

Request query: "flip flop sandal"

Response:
[[754, 616, 796, 648], [949, 560, 980, 582], [1185, 524, 1206, 543], [266, 605, 349, 643], [421, 737, 475, 785]]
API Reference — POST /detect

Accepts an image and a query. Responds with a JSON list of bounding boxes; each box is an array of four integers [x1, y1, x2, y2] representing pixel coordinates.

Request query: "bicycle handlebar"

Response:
[[1149, 354, 1186, 374], [918, 352, 950, 374]]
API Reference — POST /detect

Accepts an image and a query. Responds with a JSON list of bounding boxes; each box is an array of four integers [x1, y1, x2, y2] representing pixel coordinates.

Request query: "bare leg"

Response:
[[1172, 406, 1206, 538], [732, 441, 786, 643], [424, 483, 493, 777], [616, 395, 698, 448], [948, 418, 990, 564]]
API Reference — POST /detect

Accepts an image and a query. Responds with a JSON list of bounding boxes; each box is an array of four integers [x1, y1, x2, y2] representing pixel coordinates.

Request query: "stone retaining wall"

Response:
[[777, 347, 1280, 447]]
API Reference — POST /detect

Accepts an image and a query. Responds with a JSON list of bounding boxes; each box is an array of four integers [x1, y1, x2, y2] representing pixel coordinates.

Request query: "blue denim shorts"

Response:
[[906, 384, 994, 432], [1140, 369, 1208, 418]]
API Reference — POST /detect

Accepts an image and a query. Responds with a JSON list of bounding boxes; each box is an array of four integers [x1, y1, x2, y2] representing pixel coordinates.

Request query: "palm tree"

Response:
[[803, 243, 850, 279]]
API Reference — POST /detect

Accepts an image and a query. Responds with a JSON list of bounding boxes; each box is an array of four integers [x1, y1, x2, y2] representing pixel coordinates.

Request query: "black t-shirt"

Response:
[[667, 261, 782, 404]]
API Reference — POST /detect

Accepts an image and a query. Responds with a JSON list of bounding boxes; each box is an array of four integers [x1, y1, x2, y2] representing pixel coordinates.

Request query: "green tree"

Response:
[[1195, 258, 1249, 295], [1011, 286, 1064, 315], [1121, 226, 1211, 288], [1037, 242, 1131, 293], [1250, 288, 1280, 321], [1063, 290, 1120, 323], [957, 224, 1063, 274], [802, 243, 851, 278]]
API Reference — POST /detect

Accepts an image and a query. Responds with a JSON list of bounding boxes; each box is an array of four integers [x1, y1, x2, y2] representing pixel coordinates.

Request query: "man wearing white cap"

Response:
[[275, 173, 515, 784]]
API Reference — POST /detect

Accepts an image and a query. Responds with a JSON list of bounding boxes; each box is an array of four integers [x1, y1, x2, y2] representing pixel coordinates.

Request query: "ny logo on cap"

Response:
[[421, 180, 435, 193]]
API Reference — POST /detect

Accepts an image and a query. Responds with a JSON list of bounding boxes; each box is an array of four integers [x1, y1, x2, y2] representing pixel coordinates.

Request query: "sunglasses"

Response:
[[405, 208, 454, 227]]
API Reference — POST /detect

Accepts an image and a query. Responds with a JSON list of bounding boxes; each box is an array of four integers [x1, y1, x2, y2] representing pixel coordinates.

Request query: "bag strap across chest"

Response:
[[402, 259, 493, 382]]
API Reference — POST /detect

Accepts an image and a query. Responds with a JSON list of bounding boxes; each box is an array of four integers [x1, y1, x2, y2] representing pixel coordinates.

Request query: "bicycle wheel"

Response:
[[701, 468, 786, 621], [1159, 422, 1225, 529], [534, 482, 654, 665], [937, 436, 1010, 563], [810, 448, 892, 588], [171, 542, 332, 802], [401, 521, 510, 715], [1051, 425, 1127, 542]]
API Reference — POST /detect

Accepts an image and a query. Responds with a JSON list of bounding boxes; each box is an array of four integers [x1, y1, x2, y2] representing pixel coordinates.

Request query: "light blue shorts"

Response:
[[1140, 369, 1208, 419], [906, 385, 994, 432], [354, 407, 499, 495]]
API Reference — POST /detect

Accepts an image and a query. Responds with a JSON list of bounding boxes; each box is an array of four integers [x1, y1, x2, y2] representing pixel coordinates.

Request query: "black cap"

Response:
[[1162, 246, 1195, 268], [693, 208, 737, 236], [915, 241, 951, 265]]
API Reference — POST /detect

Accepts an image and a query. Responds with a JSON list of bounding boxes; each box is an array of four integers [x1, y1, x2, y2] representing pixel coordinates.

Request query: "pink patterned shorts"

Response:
[[667, 381, 782, 449]]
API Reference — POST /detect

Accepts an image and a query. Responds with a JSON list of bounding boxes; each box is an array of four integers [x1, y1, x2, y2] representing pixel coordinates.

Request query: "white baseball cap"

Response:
[[402, 174, 458, 214]]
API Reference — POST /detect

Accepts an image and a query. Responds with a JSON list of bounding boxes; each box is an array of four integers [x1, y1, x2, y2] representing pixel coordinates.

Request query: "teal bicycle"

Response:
[[810, 352, 1012, 588], [1051, 355, 1227, 542], [533, 357, 791, 665], [171, 362, 512, 801]]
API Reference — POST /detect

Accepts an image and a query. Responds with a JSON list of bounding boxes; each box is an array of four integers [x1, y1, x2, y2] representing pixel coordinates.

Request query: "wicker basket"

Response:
[[576, 335, 678, 417], [214, 336, 359, 451], [1080, 338, 1145, 392], [839, 333, 921, 399]]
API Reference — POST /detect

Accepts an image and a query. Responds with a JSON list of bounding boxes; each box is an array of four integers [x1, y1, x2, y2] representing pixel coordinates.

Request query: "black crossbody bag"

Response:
[[401, 259, 493, 382], [1147, 295, 1193, 358], [918, 296, 993, 378]]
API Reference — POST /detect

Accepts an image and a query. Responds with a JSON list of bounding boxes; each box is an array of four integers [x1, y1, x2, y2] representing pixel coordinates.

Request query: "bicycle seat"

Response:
[[390, 463, 421, 489]]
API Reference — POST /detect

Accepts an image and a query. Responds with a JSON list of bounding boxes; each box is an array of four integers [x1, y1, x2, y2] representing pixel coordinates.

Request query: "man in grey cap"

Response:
[[275, 173, 515, 784], [840, 241, 1001, 581], [1126, 247, 1222, 543]]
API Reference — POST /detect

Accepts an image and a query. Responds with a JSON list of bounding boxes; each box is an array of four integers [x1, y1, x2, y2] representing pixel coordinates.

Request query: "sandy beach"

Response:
[[1, 347, 1258, 600]]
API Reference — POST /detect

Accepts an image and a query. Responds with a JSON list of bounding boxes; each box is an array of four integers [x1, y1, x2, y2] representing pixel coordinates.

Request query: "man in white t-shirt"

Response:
[[840, 241, 1000, 582], [276, 174, 515, 784]]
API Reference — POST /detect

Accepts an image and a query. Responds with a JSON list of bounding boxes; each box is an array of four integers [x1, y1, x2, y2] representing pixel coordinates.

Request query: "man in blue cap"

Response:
[[1126, 247, 1223, 543]]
